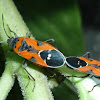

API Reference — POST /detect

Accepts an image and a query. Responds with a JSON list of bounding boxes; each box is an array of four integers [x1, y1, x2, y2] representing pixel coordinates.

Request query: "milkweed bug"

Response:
[[1, 14, 66, 90], [2, 15, 66, 68], [66, 52, 100, 91], [66, 52, 100, 76]]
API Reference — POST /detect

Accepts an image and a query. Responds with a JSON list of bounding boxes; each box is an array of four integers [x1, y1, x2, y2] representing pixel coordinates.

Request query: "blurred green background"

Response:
[[0, 0, 86, 100]]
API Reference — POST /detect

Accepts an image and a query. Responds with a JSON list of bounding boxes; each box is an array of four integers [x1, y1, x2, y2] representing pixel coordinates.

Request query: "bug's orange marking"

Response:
[[13, 37, 57, 67], [78, 57, 100, 76], [19, 50, 47, 67], [25, 38, 56, 50]]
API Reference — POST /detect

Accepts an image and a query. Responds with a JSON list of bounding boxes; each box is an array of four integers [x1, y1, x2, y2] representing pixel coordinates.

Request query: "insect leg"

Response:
[[0, 41, 6, 43], [89, 83, 100, 92], [82, 52, 91, 59], [22, 59, 35, 91], [88, 76, 100, 92], [44, 39, 55, 43], [66, 74, 90, 78], [44, 39, 57, 48], [26, 33, 31, 38], [7, 50, 14, 53]]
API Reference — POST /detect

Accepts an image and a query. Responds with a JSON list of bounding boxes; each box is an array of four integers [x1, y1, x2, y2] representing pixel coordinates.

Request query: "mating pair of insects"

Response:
[[1, 14, 100, 91]]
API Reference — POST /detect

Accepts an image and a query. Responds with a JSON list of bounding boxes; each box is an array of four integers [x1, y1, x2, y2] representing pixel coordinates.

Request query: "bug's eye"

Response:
[[9, 40, 12, 43]]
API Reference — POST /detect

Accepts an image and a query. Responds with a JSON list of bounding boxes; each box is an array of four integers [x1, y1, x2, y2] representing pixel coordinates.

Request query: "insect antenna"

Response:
[[2, 14, 10, 38]]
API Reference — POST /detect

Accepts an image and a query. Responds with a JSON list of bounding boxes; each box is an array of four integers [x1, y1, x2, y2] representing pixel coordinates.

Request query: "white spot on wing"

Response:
[[47, 54, 51, 60], [78, 61, 82, 67], [78, 61, 80, 65]]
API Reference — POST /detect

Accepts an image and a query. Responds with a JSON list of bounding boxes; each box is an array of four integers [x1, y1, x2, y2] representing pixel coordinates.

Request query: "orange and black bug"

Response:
[[1, 13, 66, 68], [66, 52, 100, 76], [1, 14, 66, 87], [2, 18, 66, 68], [1, 14, 66, 91], [66, 52, 100, 91]]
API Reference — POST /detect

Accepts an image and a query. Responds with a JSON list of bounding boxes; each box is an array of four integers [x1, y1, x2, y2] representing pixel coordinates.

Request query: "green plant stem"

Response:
[[0, 0, 100, 100], [0, 64, 15, 100], [0, 0, 54, 100], [58, 66, 100, 100]]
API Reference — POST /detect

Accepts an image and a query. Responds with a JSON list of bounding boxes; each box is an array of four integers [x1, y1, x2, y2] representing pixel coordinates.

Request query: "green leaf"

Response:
[[0, 0, 100, 100], [0, 0, 54, 100]]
